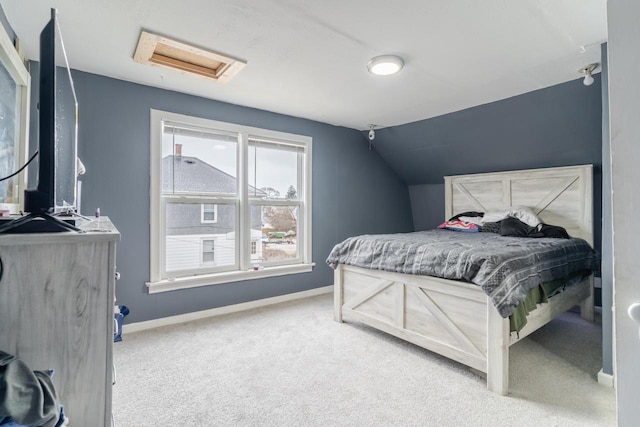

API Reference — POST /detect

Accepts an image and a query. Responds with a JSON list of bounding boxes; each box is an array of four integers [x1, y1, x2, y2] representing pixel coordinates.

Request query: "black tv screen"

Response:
[[54, 51, 78, 212], [24, 8, 77, 214]]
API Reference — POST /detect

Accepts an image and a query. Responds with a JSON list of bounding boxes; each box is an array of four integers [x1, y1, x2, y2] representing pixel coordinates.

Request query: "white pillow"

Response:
[[481, 206, 541, 227]]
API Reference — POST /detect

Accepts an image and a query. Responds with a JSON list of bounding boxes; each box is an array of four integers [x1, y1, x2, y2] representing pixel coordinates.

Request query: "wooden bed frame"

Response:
[[333, 165, 594, 395]]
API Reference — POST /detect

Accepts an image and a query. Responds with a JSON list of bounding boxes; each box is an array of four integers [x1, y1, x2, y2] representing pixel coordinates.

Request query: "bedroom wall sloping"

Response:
[[375, 78, 603, 250], [27, 64, 413, 323]]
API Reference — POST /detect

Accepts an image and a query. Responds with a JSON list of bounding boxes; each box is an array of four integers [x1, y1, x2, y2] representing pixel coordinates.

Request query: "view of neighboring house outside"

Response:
[[163, 154, 265, 272]]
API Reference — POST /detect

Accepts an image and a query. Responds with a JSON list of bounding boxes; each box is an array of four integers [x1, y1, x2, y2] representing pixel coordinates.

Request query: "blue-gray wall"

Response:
[[600, 43, 613, 375], [408, 184, 443, 232], [372, 78, 603, 186], [27, 65, 414, 323], [372, 78, 603, 263]]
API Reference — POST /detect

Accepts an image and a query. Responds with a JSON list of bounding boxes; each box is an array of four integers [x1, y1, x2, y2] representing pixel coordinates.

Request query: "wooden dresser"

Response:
[[0, 218, 119, 426]]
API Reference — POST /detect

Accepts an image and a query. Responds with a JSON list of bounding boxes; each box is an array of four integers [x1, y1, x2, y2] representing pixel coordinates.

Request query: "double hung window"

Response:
[[201, 204, 217, 223], [201, 239, 215, 264], [149, 110, 312, 292], [0, 24, 30, 211]]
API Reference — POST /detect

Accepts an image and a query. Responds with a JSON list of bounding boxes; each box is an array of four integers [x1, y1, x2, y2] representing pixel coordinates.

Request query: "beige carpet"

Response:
[[112, 294, 615, 426]]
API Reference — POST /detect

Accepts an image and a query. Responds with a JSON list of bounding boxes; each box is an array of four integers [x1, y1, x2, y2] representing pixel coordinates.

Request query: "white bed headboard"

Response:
[[444, 165, 593, 245]]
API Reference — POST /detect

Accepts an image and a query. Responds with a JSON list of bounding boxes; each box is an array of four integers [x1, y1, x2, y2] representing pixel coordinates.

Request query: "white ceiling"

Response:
[[2, 0, 607, 131]]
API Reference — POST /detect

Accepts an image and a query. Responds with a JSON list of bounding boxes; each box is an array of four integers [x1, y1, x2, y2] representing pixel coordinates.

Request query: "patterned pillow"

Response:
[[438, 220, 479, 232]]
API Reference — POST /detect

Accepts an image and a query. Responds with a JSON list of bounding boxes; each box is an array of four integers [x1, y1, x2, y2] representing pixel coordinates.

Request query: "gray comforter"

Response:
[[326, 230, 597, 318]]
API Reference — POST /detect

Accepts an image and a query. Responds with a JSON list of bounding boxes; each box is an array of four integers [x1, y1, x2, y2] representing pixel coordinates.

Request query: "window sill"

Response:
[[146, 263, 315, 294]]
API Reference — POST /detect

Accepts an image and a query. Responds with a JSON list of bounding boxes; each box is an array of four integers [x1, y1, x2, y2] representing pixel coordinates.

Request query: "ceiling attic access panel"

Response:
[[133, 30, 246, 83]]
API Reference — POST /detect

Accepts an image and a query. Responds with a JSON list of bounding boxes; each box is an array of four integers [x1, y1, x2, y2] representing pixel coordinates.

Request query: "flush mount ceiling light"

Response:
[[133, 30, 246, 83], [367, 55, 404, 76], [579, 63, 599, 86]]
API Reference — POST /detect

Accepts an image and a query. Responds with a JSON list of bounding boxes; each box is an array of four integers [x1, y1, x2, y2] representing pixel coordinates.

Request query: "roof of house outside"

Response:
[[162, 155, 267, 196]]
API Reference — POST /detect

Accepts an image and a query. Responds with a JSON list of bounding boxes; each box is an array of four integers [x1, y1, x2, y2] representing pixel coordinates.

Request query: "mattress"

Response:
[[326, 230, 597, 318]]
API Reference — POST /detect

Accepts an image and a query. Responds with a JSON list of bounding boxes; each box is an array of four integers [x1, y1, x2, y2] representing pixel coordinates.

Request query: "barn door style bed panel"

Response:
[[331, 165, 595, 395]]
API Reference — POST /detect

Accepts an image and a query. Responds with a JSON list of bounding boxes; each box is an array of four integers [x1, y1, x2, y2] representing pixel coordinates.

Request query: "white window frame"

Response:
[[0, 24, 30, 211], [200, 203, 217, 224], [148, 109, 313, 293], [248, 137, 306, 268], [250, 240, 257, 255]]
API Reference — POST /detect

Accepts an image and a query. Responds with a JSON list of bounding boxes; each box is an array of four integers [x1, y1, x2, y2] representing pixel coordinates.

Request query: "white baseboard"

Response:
[[123, 285, 333, 334], [597, 369, 615, 388]]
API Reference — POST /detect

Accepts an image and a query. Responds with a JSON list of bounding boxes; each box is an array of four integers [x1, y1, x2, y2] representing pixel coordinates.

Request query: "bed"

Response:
[[328, 165, 596, 395]]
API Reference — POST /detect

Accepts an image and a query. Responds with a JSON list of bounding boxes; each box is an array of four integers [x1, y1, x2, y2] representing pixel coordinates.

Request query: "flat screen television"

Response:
[[0, 8, 79, 233]]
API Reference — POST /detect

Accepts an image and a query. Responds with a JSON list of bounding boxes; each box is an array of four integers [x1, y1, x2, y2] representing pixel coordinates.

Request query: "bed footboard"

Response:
[[334, 264, 493, 375], [333, 264, 592, 396]]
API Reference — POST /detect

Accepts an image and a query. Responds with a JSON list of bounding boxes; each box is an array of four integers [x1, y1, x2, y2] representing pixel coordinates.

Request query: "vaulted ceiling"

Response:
[[3, 0, 606, 130]]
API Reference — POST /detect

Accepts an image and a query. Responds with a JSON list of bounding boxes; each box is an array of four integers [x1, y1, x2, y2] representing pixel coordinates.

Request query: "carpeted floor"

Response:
[[112, 294, 615, 426]]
